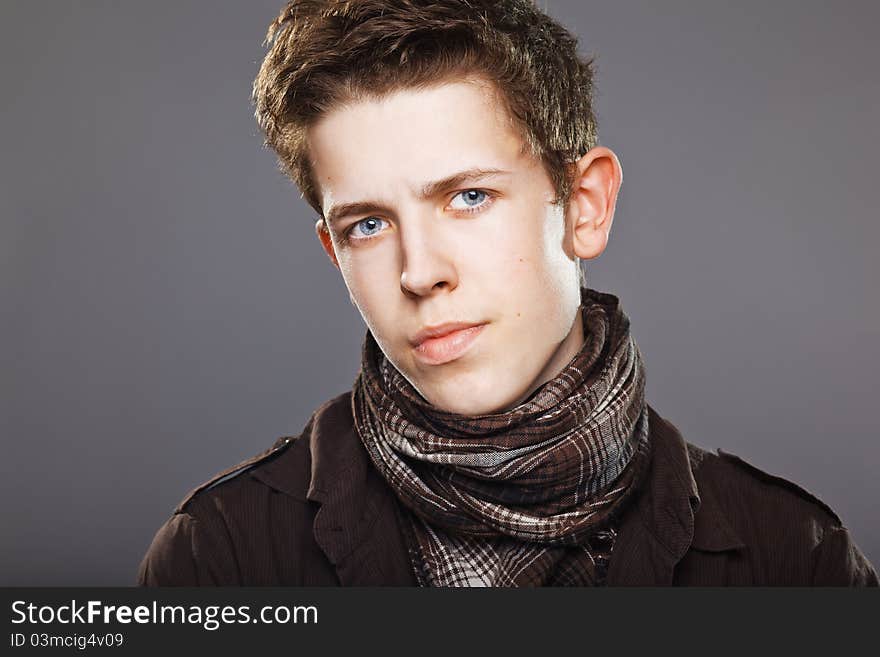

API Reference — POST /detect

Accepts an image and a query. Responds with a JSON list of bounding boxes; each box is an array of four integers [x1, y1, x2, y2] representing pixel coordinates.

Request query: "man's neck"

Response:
[[502, 306, 586, 411]]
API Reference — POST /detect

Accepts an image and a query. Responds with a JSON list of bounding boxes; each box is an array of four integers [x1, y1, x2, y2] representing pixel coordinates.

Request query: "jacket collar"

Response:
[[606, 405, 745, 585], [304, 393, 416, 585], [259, 393, 744, 585]]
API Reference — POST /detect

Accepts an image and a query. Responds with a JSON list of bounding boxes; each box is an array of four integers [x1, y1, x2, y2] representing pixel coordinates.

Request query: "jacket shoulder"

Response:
[[718, 449, 843, 525], [689, 444, 842, 526], [170, 390, 356, 514], [687, 444, 877, 585], [138, 413, 321, 586], [686, 445, 828, 582], [173, 392, 362, 513], [173, 433, 304, 514]]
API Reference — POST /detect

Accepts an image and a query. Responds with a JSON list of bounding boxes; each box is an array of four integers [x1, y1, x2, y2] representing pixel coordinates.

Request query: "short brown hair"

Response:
[[252, 0, 598, 215]]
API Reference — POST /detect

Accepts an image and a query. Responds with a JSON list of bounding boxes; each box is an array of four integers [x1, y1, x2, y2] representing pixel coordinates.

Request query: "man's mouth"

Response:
[[411, 322, 487, 365]]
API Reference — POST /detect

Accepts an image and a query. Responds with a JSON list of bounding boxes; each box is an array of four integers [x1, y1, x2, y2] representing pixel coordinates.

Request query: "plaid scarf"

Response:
[[352, 287, 651, 586]]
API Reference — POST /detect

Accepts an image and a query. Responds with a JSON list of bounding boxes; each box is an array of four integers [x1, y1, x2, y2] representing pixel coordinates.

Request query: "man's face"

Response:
[[309, 80, 585, 415]]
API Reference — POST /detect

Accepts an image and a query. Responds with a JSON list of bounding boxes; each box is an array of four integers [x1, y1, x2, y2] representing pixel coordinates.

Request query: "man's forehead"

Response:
[[307, 84, 532, 214], [308, 81, 526, 176]]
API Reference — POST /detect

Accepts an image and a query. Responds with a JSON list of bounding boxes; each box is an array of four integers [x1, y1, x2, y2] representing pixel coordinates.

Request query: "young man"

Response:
[[138, 0, 877, 586]]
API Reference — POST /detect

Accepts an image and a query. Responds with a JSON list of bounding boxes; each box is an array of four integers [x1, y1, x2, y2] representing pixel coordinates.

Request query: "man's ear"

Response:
[[566, 146, 623, 261], [315, 218, 340, 269]]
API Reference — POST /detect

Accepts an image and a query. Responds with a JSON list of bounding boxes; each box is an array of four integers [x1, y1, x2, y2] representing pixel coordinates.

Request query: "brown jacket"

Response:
[[138, 392, 878, 586]]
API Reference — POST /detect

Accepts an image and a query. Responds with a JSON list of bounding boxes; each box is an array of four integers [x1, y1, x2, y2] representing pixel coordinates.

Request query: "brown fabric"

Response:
[[137, 394, 879, 586], [352, 287, 651, 586]]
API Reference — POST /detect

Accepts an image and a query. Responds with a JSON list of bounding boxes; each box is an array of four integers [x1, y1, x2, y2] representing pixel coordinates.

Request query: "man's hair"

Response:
[[252, 0, 598, 216]]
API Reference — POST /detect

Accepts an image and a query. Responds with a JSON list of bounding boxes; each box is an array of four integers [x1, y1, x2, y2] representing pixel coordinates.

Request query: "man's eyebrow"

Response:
[[324, 201, 390, 227], [420, 167, 510, 199], [323, 168, 510, 227]]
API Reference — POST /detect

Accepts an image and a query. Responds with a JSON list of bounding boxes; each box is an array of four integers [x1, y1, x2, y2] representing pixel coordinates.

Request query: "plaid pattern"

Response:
[[397, 507, 623, 586], [353, 287, 651, 586]]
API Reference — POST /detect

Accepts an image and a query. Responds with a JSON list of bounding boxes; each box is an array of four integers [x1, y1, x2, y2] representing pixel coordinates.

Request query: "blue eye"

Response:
[[348, 216, 386, 240], [463, 190, 486, 205], [449, 189, 490, 210]]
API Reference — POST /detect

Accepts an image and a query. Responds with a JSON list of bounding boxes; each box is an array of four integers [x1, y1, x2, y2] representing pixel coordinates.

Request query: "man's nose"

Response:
[[398, 211, 458, 297]]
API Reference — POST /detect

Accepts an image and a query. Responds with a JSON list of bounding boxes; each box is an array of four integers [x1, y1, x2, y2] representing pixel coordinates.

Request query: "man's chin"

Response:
[[415, 383, 525, 417]]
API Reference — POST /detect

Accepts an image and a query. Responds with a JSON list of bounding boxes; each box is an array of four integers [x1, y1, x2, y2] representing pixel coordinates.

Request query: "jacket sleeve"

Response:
[[811, 526, 879, 586], [137, 511, 240, 586]]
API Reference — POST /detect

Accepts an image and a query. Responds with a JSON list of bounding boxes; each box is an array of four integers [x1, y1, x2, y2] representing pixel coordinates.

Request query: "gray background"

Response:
[[1, 1, 877, 585]]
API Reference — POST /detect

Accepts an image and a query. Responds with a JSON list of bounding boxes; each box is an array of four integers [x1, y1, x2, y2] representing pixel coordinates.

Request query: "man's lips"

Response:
[[410, 321, 486, 347], [411, 322, 488, 366]]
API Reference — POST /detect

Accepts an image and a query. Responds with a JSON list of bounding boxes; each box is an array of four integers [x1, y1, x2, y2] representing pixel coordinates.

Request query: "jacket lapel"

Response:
[[607, 406, 745, 585], [606, 406, 698, 585], [305, 393, 416, 585]]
